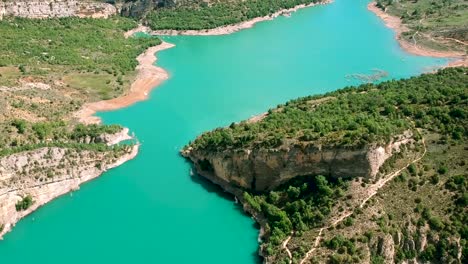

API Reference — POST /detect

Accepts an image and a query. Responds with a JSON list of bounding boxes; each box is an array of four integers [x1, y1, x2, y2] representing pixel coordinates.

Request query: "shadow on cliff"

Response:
[[187, 163, 262, 264]]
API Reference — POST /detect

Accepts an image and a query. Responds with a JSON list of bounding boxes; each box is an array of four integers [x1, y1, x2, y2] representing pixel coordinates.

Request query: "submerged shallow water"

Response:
[[0, 0, 448, 263]]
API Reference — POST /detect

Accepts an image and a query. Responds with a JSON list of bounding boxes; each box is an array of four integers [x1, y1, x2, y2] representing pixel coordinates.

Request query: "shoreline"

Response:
[[2, 0, 329, 245], [75, 41, 175, 124], [181, 153, 270, 260], [75, 1, 333, 124], [148, 0, 332, 36], [367, 2, 467, 67], [0, 132, 139, 239]]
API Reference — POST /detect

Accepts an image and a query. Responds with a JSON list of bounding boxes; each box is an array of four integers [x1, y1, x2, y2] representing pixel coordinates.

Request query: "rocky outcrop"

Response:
[[120, 0, 177, 18], [183, 131, 414, 192], [0, 0, 117, 20], [98, 127, 133, 145], [0, 129, 138, 239], [377, 234, 395, 263], [416, 226, 428, 253], [76, 127, 133, 146]]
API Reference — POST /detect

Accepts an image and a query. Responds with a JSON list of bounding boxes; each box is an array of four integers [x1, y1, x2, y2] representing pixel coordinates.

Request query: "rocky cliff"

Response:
[[0, 0, 117, 19], [183, 131, 414, 192], [119, 0, 177, 18], [0, 129, 138, 238]]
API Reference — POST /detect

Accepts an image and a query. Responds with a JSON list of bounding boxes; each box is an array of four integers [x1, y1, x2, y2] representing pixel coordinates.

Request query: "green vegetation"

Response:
[[0, 16, 157, 73], [308, 125, 467, 263], [376, 0, 468, 52], [189, 67, 467, 151], [384, 143, 467, 263], [0, 16, 160, 100], [0, 16, 153, 166], [186, 68, 467, 262], [71, 124, 122, 140], [244, 175, 349, 256], [15, 195, 34, 211], [324, 235, 364, 263], [1, 119, 125, 157], [146, 0, 323, 30], [0, 6, 153, 239]]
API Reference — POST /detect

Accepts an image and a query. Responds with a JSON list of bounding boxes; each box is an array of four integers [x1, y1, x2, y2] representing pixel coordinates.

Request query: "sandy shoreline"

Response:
[[76, 1, 332, 124], [75, 41, 175, 124], [77, 1, 466, 124], [367, 2, 467, 67]]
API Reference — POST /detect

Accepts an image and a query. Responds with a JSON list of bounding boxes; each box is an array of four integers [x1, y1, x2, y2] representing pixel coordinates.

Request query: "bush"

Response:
[[430, 175, 439, 184], [437, 166, 448, 174], [11, 119, 27, 134], [428, 216, 445, 230], [15, 195, 34, 211]]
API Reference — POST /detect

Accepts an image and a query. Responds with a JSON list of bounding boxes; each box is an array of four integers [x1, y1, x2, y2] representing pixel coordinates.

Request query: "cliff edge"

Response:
[[0, 0, 116, 19], [183, 131, 414, 192]]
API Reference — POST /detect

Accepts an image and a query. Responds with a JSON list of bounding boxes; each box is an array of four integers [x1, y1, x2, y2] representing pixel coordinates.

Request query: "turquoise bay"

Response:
[[0, 0, 448, 263]]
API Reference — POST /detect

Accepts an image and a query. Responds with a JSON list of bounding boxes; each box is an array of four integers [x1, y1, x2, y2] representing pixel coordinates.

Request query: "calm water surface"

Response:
[[0, 0, 448, 263]]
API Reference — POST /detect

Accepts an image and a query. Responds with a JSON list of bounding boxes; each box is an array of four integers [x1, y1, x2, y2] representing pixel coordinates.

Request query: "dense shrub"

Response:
[[188, 68, 467, 152], [147, 0, 323, 30], [15, 195, 34, 211]]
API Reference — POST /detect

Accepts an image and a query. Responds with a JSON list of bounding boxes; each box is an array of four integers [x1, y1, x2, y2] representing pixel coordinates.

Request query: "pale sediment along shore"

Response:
[[140, 0, 333, 36], [77, 1, 333, 124], [0, 131, 139, 239], [0, 0, 331, 241], [75, 41, 175, 124], [0, 30, 164, 238], [367, 2, 467, 67]]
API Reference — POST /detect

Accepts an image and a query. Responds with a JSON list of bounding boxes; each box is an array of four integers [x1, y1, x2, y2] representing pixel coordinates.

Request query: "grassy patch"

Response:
[[377, 0, 468, 52]]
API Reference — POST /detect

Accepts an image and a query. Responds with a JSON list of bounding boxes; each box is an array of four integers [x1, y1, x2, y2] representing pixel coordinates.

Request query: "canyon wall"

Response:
[[0, 0, 117, 19], [183, 131, 414, 192]]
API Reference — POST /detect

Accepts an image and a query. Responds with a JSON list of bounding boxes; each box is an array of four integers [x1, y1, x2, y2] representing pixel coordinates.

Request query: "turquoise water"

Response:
[[0, 0, 448, 263]]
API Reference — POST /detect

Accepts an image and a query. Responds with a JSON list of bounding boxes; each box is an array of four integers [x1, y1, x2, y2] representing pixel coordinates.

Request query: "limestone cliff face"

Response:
[[377, 234, 395, 263], [0, 0, 117, 19], [76, 127, 133, 146], [0, 129, 138, 238], [183, 131, 413, 192]]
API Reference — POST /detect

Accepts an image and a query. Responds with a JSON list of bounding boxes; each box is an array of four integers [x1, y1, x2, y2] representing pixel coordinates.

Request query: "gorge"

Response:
[[0, 0, 466, 263]]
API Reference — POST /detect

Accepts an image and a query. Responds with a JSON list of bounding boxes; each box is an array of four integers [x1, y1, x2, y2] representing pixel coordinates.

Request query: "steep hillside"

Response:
[[144, 0, 327, 30], [1, 0, 330, 31], [183, 67, 467, 263], [0, 14, 161, 237], [374, 0, 467, 54]]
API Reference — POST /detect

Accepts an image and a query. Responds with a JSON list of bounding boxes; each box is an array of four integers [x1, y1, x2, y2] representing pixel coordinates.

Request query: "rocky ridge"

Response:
[[0, 0, 117, 19], [183, 131, 414, 192]]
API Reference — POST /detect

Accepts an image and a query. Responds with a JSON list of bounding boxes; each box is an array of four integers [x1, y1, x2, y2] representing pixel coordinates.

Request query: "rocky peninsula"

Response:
[[182, 68, 467, 263]]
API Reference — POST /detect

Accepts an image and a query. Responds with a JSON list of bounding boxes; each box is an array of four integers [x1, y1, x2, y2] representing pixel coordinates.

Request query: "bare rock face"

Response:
[[416, 226, 428, 252], [393, 231, 403, 246], [377, 234, 395, 263], [97, 127, 133, 146], [0, 0, 117, 19], [403, 237, 416, 252], [120, 0, 176, 17], [76, 128, 133, 145], [0, 129, 138, 238], [183, 131, 414, 192]]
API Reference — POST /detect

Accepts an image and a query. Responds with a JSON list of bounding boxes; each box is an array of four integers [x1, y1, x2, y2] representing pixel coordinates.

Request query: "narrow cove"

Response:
[[0, 0, 449, 263]]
